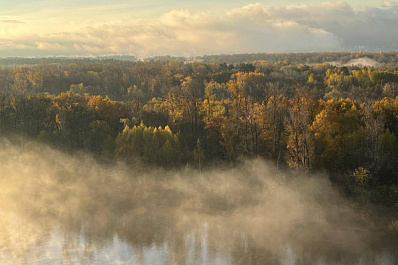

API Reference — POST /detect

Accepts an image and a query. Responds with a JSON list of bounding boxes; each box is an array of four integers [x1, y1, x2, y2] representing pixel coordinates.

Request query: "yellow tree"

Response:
[[311, 98, 365, 173], [285, 91, 319, 172], [263, 93, 289, 168]]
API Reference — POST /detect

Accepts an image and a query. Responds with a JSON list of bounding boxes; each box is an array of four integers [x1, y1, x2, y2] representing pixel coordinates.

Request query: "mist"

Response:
[[0, 139, 396, 265], [343, 57, 381, 68]]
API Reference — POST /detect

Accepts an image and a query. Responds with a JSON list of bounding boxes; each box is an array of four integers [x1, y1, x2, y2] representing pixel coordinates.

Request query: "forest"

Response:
[[0, 52, 397, 214]]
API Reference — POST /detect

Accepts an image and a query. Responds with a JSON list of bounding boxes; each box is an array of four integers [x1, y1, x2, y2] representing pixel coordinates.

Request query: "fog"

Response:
[[328, 57, 381, 68], [0, 139, 396, 265], [344, 57, 381, 68]]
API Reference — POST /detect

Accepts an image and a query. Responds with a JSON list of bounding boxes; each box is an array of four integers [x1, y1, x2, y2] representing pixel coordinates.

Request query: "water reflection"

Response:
[[0, 213, 396, 265], [0, 207, 397, 265], [0, 143, 396, 264]]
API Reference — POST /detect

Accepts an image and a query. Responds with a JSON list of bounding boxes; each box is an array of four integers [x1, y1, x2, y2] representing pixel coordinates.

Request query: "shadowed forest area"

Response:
[[0, 52, 397, 229]]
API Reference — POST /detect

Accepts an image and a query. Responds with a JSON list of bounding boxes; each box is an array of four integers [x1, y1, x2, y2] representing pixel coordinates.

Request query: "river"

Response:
[[0, 143, 396, 264]]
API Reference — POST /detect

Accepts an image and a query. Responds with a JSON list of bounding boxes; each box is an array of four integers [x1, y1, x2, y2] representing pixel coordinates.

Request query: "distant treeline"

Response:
[[0, 55, 138, 66], [198, 51, 398, 66], [0, 58, 397, 208], [2, 51, 398, 67]]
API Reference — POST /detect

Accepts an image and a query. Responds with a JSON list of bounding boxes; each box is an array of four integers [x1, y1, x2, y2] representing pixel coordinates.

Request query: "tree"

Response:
[[115, 123, 182, 166], [311, 98, 365, 174], [263, 92, 289, 168], [285, 92, 318, 172], [180, 76, 204, 148], [193, 139, 204, 173]]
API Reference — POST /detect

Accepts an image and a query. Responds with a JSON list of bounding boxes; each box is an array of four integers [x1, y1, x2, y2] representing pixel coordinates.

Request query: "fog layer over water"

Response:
[[0, 140, 396, 265]]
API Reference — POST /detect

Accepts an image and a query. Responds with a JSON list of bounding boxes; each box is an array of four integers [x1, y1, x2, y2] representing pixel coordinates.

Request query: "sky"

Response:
[[0, 0, 397, 57]]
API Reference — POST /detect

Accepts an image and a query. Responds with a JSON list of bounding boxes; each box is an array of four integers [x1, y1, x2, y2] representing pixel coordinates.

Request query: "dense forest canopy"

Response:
[[0, 53, 397, 214]]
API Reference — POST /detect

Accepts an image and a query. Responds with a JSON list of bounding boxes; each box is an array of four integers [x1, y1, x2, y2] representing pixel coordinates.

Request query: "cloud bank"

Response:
[[0, 1, 398, 57]]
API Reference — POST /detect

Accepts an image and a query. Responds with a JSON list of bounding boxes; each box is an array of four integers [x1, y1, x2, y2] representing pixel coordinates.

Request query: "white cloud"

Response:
[[0, 2, 397, 57], [383, 0, 398, 7]]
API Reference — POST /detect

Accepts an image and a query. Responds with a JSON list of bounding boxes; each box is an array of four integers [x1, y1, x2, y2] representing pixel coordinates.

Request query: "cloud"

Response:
[[0, 19, 24, 24], [0, 2, 397, 57], [383, 0, 398, 7]]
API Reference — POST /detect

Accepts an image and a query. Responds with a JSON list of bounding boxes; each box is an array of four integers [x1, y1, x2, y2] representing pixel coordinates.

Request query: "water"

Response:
[[0, 197, 396, 265], [0, 143, 397, 265]]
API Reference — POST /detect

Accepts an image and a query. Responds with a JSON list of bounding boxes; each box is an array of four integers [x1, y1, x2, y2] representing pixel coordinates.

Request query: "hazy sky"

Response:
[[0, 0, 397, 57]]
